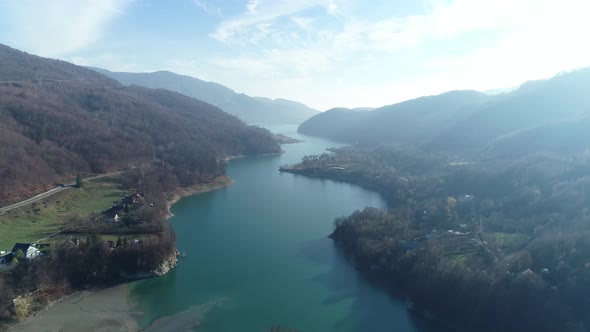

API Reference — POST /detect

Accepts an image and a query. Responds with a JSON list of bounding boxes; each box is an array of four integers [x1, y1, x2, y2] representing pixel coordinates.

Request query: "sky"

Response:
[[1, 0, 590, 110]]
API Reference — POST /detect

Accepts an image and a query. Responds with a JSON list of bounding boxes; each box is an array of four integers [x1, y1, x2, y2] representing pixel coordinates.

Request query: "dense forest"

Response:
[[299, 68, 590, 157], [0, 43, 281, 205], [282, 146, 590, 331], [92, 68, 319, 125], [292, 69, 590, 331]]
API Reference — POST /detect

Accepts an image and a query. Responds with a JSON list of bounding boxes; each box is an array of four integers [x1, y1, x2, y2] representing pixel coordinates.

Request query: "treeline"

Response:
[[285, 147, 590, 331], [0, 43, 280, 205], [332, 208, 572, 332], [0, 232, 176, 325]]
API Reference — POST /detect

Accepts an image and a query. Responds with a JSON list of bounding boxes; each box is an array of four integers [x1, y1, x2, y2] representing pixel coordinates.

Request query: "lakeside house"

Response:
[[101, 192, 144, 223], [11, 243, 41, 260]]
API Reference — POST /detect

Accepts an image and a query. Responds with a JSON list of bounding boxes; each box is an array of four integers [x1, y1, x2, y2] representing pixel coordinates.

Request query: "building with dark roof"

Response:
[[11, 243, 41, 260], [0, 252, 13, 264]]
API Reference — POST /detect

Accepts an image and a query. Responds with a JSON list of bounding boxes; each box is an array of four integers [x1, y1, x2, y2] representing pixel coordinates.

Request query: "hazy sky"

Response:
[[1, 0, 589, 110]]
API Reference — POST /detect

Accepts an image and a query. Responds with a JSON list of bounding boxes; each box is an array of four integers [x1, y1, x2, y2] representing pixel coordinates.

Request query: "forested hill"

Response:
[[0, 43, 281, 205], [91, 68, 319, 125], [298, 90, 490, 146], [0, 44, 116, 86], [431, 68, 590, 154], [299, 68, 590, 156]]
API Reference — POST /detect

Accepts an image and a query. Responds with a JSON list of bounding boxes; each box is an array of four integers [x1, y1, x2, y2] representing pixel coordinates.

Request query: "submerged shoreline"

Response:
[[8, 176, 236, 332], [9, 285, 139, 332]]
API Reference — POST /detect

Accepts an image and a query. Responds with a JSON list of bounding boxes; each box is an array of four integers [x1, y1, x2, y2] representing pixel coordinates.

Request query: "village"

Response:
[[0, 191, 147, 270]]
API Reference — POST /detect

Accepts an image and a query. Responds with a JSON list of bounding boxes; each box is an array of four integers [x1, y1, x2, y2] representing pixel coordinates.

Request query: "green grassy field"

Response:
[[447, 253, 468, 264], [482, 232, 530, 253], [0, 177, 126, 251]]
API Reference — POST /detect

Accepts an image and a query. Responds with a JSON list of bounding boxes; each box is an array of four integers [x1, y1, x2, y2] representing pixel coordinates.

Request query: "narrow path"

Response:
[[0, 170, 129, 214]]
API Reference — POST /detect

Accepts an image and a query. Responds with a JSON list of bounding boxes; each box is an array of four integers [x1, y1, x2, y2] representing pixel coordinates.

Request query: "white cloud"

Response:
[[194, 0, 223, 17], [0, 0, 133, 57], [246, 0, 259, 14], [290, 16, 318, 31], [211, 0, 343, 43], [202, 0, 590, 109]]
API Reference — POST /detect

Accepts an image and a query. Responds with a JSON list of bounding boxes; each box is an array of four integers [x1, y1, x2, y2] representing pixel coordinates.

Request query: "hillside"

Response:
[[299, 69, 590, 157], [283, 146, 590, 332], [91, 68, 319, 125], [0, 44, 280, 206], [298, 90, 490, 146], [431, 68, 590, 154]]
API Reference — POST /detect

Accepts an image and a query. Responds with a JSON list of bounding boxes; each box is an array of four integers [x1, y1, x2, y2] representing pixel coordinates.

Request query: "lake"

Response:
[[130, 125, 442, 332]]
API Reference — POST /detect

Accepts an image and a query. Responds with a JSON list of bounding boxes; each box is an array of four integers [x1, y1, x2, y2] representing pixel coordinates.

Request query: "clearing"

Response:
[[0, 176, 126, 250]]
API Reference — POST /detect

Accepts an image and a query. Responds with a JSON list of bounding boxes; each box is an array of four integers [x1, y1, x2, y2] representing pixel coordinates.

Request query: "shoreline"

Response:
[[7, 176, 235, 332], [165, 176, 235, 220], [8, 284, 140, 332]]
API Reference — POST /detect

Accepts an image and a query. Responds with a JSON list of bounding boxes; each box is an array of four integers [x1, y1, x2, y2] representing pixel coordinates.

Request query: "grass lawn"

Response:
[[0, 176, 126, 251], [447, 253, 468, 265], [482, 232, 530, 253]]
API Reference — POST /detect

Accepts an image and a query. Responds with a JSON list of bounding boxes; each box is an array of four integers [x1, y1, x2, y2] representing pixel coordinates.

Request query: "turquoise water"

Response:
[[130, 125, 441, 332]]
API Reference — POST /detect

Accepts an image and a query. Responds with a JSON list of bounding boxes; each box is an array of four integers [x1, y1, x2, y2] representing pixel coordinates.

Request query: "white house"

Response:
[[11, 243, 41, 260]]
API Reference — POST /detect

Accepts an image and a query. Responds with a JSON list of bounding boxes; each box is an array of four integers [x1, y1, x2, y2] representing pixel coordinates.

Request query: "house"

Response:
[[11, 243, 41, 260], [0, 251, 14, 264], [123, 192, 144, 205]]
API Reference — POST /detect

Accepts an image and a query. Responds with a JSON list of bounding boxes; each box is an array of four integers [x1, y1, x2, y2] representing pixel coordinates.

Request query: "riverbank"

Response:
[[283, 146, 585, 332], [3, 177, 235, 332], [125, 130, 427, 332], [273, 133, 303, 144], [166, 176, 235, 219]]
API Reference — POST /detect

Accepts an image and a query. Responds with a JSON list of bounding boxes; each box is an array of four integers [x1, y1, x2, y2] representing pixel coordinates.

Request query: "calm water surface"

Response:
[[130, 125, 441, 332]]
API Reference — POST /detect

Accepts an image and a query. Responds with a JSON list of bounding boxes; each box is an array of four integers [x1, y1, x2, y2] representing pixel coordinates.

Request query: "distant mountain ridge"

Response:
[[91, 68, 319, 125], [299, 68, 590, 156], [432, 68, 590, 154], [299, 90, 490, 146]]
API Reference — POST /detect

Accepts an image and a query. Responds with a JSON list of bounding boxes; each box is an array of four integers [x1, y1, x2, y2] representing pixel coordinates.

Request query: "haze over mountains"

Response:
[[299, 68, 590, 156], [299, 90, 491, 146], [92, 68, 319, 125], [0, 43, 280, 205]]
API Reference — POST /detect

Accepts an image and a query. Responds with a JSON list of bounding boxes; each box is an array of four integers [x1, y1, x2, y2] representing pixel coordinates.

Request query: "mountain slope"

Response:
[[298, 90, 490, 145], [299, 68, 590, 157], [91, 68, 319, 125], [0, 45, 116, 86], [432, 69, 590, 153], [0, 44, 280, 205]]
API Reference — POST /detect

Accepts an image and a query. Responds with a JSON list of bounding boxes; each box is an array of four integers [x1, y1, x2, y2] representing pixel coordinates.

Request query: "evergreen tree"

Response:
[[75, 173, 83, 188]]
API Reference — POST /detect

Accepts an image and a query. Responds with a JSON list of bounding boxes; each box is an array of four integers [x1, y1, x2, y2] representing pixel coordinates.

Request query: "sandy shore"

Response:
[[10, 285, 140, 332], [166, 176, 234, 219]]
